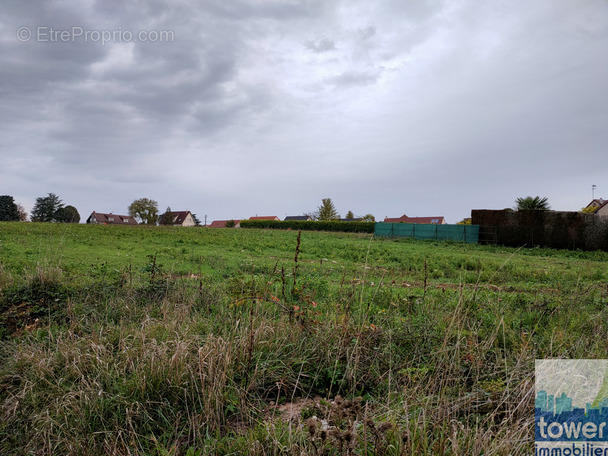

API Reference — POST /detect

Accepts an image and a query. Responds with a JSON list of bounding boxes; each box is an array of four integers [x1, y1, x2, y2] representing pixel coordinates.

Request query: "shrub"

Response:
[[239, 219, 375, 233]]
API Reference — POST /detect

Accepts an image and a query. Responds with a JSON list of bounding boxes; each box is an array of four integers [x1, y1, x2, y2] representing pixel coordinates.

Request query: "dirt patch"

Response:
[[0, 301, 46, 337], [266, 397, 323, 423]]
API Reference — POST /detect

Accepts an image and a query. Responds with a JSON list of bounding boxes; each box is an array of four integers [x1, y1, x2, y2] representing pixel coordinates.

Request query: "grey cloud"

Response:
[[1, 0, 607, 224], [327, 70, 381, 87], [357, 26, 376, 41], [305, 37, 336, 53]]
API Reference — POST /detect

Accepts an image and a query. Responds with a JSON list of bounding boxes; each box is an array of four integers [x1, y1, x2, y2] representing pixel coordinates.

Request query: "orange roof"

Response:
[[209, 219, 242, 228]]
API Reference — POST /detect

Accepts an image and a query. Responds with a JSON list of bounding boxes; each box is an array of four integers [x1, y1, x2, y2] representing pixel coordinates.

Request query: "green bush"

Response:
[[239, 219, 375, 233]]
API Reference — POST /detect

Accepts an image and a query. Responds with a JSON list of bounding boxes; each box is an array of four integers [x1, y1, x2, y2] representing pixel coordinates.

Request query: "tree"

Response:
[[16, 203, 28, 221], [225, 219, 236, 228], [31, 193, 63, 222], [316, 198, 340, 221], [362, 214, 375, 222], [345, 210, 354, 220], [159, 207, 174, 226], [128, 198, 159, 225], [192, 213, 202, 226], [515, 196, 550, 211], [0, 195, 20, 221], [457, 218, 472, 225], [56, 205, 80, 223]]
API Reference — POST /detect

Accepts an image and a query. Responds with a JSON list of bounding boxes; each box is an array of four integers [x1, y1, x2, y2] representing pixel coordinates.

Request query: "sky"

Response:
[[1, 0, 607, 224]]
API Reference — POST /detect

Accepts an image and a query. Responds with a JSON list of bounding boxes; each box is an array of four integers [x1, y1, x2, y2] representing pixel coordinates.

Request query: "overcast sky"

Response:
[[2, 0, 607, 223]]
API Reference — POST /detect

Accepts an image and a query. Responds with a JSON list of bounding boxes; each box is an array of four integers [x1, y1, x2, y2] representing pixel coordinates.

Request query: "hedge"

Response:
[[239, 219, 375, 233], [472, 209, 608, 251]]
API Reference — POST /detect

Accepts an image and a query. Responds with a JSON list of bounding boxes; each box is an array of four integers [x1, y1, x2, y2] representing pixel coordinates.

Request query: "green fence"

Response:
[[375, 223, 480, 244]]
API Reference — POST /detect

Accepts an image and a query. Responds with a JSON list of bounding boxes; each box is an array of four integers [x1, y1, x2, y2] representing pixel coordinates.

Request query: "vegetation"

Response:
[[362, 213, 375, 222], [345, 210, 354, 220], [159, 207, 175, 226], [239, 219, 375, 233], [56, 205, 80, 223], [515, 196, 550, 211], [0, 195, 20, 222], [30, 194, 80, 223], [30, 192, 64, 222], [16, 203, 27, 221], [129, 197, 159, 225], [316, 198, 340, 221], [1, 222, 607, 455], [581, 205, 597, 214]]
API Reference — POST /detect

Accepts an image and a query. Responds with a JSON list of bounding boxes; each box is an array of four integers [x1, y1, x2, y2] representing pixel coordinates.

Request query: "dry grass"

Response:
[[0, 282, 540, 455], [1, 226, 607, 454]]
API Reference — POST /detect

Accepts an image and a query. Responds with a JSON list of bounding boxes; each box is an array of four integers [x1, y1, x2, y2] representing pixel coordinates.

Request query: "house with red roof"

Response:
[[167, 211, 196, 226], [86, 212, 138, 225], [209, 219, 242, 228], [383, 214, 446, 224]]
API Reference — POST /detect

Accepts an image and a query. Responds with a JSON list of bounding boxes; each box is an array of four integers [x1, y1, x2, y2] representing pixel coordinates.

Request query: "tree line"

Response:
[[0, 193, 80, 223], [308, 198, 375, 221], [0, 192, 559, 225], [127, 197, 374, 225], [0, 195, 373, 225]]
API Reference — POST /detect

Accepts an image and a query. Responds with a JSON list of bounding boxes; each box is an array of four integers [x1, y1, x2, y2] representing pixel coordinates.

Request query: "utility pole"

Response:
[[204, 214, 207, 226]]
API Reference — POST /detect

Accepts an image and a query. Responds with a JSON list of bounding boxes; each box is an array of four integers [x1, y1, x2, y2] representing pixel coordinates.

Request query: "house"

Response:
[[284, 215, 312, 221], [383, 214, 446, 224], [340, 218, 363, 222], [86, 211, 138, 225], [249, 216, 280, 221], [166, 211, 196, 226], [584, 199, 608, 217], [209, 219, 242, 228]]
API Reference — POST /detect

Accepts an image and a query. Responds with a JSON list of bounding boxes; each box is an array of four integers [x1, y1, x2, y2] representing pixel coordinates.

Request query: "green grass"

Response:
[[1, 222, 607, 455]]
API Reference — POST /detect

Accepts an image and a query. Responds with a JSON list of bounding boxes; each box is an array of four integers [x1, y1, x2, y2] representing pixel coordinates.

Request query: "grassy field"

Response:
[[1, 222, 607, 455]]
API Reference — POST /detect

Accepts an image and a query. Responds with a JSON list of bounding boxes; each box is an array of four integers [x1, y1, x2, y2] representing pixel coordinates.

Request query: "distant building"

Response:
[[383, 214, 446, 224], [284, 215, 312, 221], [584, 199, 608, 217], [166, 211, 196, 226], [86, 212, 138, 225], [340, 218, 363, 222], [209, 219, 242, 228]]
